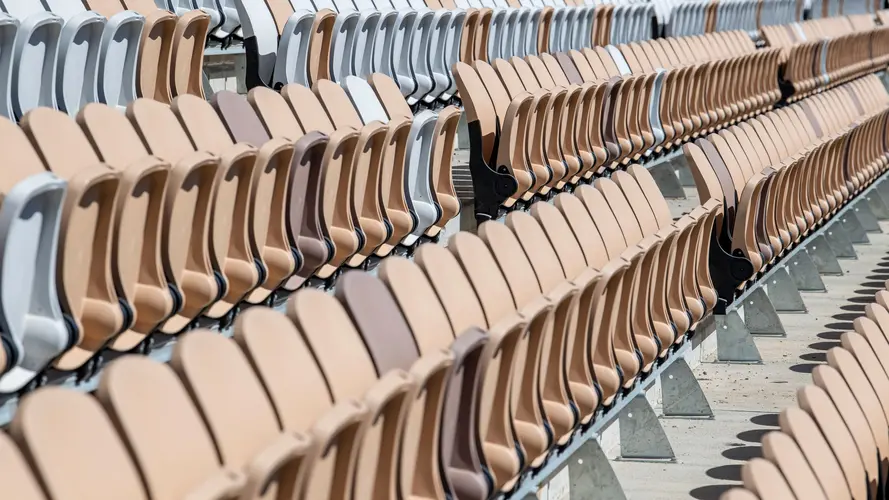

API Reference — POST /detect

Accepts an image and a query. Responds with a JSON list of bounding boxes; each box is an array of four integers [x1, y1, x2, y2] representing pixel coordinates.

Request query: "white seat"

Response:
[[439, 8, 464, 100], [402, 110, 439, 245], [0, 13, 18, 120], [0, 0, 63, 118], [42, 0, 109, 115], [235, 0, 313, 88], [352, 0, 384, 78], [423, 7, 455, 102], [0, 119, 69, 393], [213, 0, 242, 38]]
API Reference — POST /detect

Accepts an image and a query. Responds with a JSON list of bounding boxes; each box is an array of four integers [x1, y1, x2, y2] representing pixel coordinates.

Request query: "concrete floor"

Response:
[[607, 188, 889, 499]]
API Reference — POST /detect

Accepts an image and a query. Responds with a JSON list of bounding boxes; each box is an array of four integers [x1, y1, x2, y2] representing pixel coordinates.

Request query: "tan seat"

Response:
[[378, 256, 492, 500], [170, 330, 310, 500], [0, 433, 45, 500], [96, 355, 247, 498], [280, 83, 361, 278], [209, 91, 300, 301], [10, 387, 152, 500], [20, 108, 125, 370], [233, 307, 368, 500], [76, 103, 177, 348], [124, 98, 225, 332], [246, 86, 332, 289], [287, 288, 416, 500]]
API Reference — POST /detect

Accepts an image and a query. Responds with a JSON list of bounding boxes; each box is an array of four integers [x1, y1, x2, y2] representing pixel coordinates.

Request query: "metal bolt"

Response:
[[749, 301, 754, 305], [668, 374, 674, 380], [628, 413, 634, 418]]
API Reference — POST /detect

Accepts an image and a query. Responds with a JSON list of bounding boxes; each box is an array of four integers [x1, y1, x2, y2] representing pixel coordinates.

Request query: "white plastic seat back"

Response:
[[276, 10, 314, 87], [328, 0, 361, 82], [605, 45, 631, 75], [0, 14, 18, 119], [395, 0, 434, 104], [214, 0, 242, 37], [342, 75, 389, 124], [92, 8, 142, 109], [235, 0, 281, 88], [0, 0, 62, 118], [368, 1, 401, 87], [402, 110, 438, 245], [483, 1, 506, 61], [352, 0, 383, 78], [424, 9, 452, 102], [0, 119, 68, 393], [377, 0, 419, 102], [42, 0, 106, 115], [441, 9, 464, 99], [649, 69, 665, 148]]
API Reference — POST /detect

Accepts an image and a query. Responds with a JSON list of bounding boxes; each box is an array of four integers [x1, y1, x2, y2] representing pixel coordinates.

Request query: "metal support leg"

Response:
[[763, 267, 807, 313], [866, 191, 889, 221], [741, 287, 787, 336], [536, 440, 628, 500], [661, 358, 714, 418], [618, 395, 675, 461], [806, 235, 844, 275], [853, 200, 882, 233], [824, 225, 858, 260], [840, 211, 870, 244], [786, 249, 827, 292], [877, 177, 889, 209], [715, 312, 762, 363], [648, 161, 686, 199]]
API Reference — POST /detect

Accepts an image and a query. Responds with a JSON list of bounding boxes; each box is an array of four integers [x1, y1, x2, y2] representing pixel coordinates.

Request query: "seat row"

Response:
[[721, 291, 889, 500], [236, 0, 657, 106], [810, 0, 879, 18], [666, 0, 800, 38], [455, 29, 780, 219], [159, 0, 243, 39], [684, 74, 889, 303], [760, 14, 877, 48], [778, 27, 889, 101], [0, 73, 460, 395], [0, 0, 211, 120], [0, 157, 721, 500]]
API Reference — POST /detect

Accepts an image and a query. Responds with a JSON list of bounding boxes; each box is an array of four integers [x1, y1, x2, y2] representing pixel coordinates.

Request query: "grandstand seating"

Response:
[[0, 2, 888, 500], [721, 293, 889, 499]]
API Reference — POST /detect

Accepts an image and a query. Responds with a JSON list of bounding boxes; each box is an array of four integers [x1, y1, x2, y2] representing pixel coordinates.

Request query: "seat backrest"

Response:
[[0, 118, 65, 386], [233, 306, 366, 500], [11, 387, 148, 500], [21, 108, 123, 357], [96, 355, 236, 499], [171, 330, 293, 473], [0, 432, 44, 499]]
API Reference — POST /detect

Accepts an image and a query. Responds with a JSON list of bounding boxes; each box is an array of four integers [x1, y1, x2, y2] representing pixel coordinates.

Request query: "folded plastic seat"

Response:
[[0, 119, 68, 393]]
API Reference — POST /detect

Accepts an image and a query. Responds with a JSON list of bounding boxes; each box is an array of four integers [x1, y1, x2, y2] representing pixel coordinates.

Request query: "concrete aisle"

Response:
[[608, 211, 889, 499]]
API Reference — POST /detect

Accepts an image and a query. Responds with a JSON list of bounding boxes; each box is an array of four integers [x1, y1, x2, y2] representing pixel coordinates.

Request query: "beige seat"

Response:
[[287, 289, 416, 500], [280, 83, 361, 278], [0, 433, 45, 500], [96, 355, 247, 499], [20, 108, 125, 371], [76, 103, 177, 349], [246, 86, 332, 290], [9, 387, 152, 500], [233, 307, 369, 500], [209, 91, 300, 302], [378, 256, 492, 500], [170, 330, 310, 500], [125, 98, 223, 333], [120, 0, 210, 102]]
